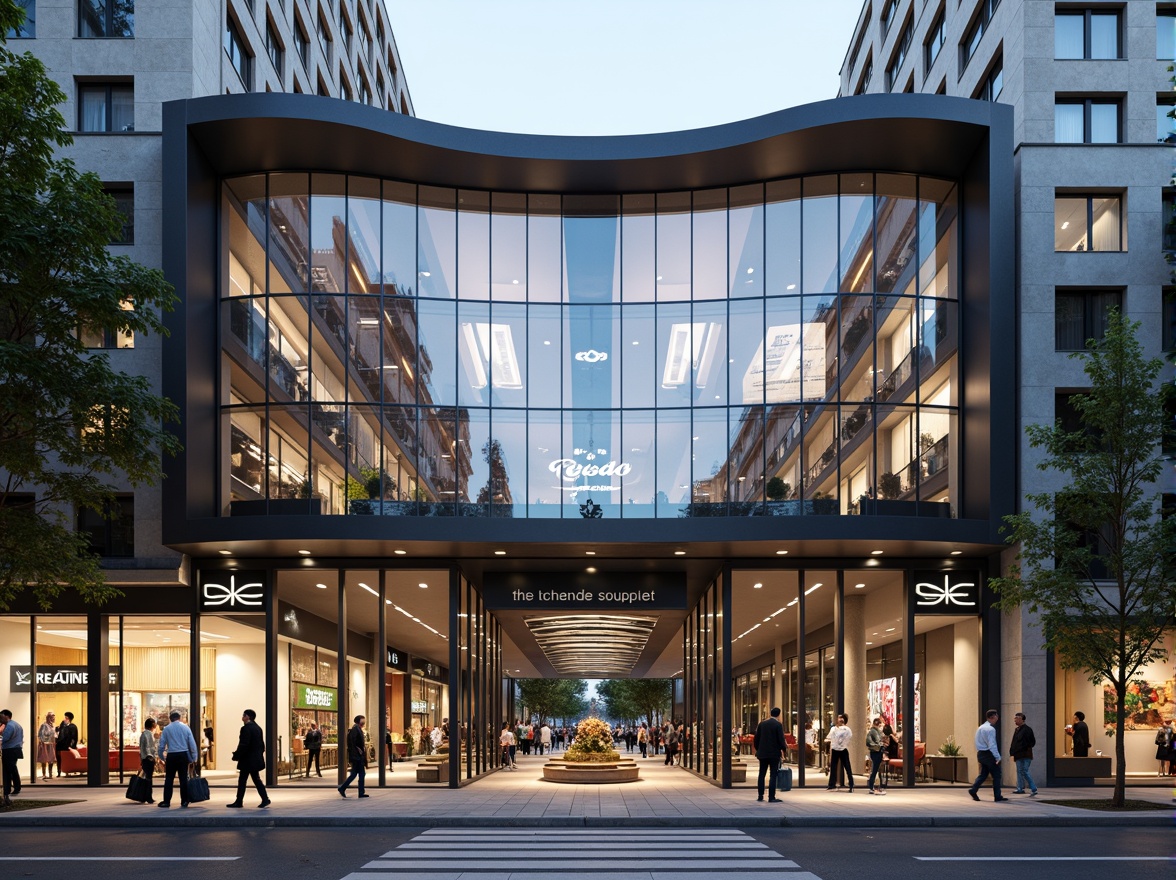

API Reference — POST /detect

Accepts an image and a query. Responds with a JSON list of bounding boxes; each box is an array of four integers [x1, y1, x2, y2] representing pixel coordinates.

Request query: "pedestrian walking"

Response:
[[967, 709, 1007, 802], [55, 712, 78, 778], [156, 711, 199, 808], [539, 721, 552, 755], [825, 714, 855, 792], [136, 717, 157, 803], [1, 709, 24, 806], [637, 722, 648, 758], [36, 711, 57, 780], [664, 723, 679, 765], [338, 715, 369, 798], [304, 722, 323, 777], [1009, 711, 1038, 796], [227, 709, 269, 808], [865, 716, 887, 794], [753, 706, 786, 803], [500, 722, 517, 770]]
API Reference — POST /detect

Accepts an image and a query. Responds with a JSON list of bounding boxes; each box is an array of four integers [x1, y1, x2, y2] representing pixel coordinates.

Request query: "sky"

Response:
[[386, 1, 866, 136]]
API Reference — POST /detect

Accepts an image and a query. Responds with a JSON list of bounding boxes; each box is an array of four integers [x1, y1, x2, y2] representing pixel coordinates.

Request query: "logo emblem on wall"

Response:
[[574, 349, 608, 363], [914, 573, 979, 609], [199, 571, 268, 611]]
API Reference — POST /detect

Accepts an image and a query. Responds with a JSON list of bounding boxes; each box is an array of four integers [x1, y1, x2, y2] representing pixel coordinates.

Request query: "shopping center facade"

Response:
[[3, 90, 1030, 788]]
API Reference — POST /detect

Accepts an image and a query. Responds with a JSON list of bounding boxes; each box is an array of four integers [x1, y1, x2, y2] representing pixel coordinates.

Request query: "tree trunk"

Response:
[[1113, 679, 1126, 807]]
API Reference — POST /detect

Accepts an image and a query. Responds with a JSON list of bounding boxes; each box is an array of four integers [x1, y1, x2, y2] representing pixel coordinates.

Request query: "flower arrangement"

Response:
[[938, 735, 962, 757], [565, 718, 620, 763]]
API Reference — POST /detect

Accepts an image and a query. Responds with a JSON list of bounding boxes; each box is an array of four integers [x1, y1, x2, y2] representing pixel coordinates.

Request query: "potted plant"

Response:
[[928, 735, 968, 783], [878, 472, 902, 499]]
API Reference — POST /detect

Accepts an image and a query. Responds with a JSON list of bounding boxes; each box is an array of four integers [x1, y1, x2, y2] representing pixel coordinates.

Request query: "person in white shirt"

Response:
[[824, 714, 855, 792], [538, 722, 552, 755], [499, 722, 517, 770], [967, 709, 1007, 802]]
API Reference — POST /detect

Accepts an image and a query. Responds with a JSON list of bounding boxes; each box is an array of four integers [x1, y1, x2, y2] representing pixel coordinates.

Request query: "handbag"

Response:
[[125, 770, 152, 803], [186, 770, 210, 803]]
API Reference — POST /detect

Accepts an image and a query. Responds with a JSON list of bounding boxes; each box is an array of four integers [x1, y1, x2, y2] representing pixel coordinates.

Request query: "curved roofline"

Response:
[[168, 92, 1007, 193]]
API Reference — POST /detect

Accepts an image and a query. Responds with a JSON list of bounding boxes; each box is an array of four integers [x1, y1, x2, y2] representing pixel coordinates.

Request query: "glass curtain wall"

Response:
[[682, 576, 722, 782], [220, 173, 961, 520]]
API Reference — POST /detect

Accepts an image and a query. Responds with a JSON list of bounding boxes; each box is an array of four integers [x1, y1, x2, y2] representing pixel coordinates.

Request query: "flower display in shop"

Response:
[[564, 717, 620, 763]]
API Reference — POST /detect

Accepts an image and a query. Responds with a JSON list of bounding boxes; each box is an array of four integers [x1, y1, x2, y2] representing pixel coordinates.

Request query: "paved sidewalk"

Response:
[[1, 756, 1172, 828]]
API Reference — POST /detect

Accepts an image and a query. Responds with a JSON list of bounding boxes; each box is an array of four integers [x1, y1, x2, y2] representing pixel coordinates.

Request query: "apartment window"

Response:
[[1159, 10, 1176, 59], [1055, 289, 1121, 350], [886, 18, 913, 90], [80, 297, 134, 349], [1055, 97, 1121, 143], [77, 495, 134, 558], [225, 17, 252, 90], [376, 68, 385, 105], [266, 19, 284, 81], [339, 67, 352, 101], [1163, 189, 1176, 252], [1055, 9, 1120, 60], [338, 4, 352, 54], [317, 74, 329, 97], [880, 0, 898, 32], [1055, 193, 1122, 251], [294, 14, 309, 69], [387, 46, 397, 78], [359, 18, 371, 65], [975, 55, 1003, 102], [77, 82, 133, 132], [104, 184, 133, 244], [6, 0, 35, 37], [925, 7, 946, 70], [856, 54, 873, 94], [317, 6, 332, 64], [961, 0, 1001, 68], [1162, 288, 1176, 352], [78, 0, 133, 38], [358, 75, 371, 106]]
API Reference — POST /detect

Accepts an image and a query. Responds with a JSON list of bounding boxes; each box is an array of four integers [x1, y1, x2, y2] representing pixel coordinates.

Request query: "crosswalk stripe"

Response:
[[417, 830, 748, 837], [372, 851, 783, 862], [396, 843, 770, 851], [357, 861, 799, 871]]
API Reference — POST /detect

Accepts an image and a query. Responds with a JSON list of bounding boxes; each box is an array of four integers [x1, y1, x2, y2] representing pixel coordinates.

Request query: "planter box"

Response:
[[231, 499, 322, 516], [928, 754, 968, 783], [1054, 756, 1112, 779]]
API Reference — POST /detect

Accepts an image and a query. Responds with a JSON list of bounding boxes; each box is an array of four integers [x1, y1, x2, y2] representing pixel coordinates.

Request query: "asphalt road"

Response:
[[1, 827, 1172, 880]]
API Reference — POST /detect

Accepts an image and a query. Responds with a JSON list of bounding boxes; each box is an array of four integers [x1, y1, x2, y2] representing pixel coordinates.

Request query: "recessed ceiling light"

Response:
[[855, 583, 865, 589], [950, 550, 962, 556], [298, 549, 312, 556], [418, 582, 428, 589], [315, 583, 327, 589], [753, 582, 763, 589], [218, 549, 232, 556], [494, 550, 506, 556], [586, 567, 597, 573], [865, 641, 873, 645], [393, 549, 406, 555], [585, 551, 596, 556], [885, 627, 896, 633], [674, 550, 686, 556], [871, 550, 884, 556]]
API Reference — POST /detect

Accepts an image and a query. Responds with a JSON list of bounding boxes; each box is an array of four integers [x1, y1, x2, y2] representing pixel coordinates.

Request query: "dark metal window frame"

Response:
[[76, 494, 135, 558], [1054, 96, 1123, 143], [1055, 191, 1124, 252], [76, 81, 133, 132], [77, 0, 133, 39], [1053, 287, 1123, 351], [924, 5, 946, 73], [1054, 8, 1122, 60], [225, 14, 253, 91]]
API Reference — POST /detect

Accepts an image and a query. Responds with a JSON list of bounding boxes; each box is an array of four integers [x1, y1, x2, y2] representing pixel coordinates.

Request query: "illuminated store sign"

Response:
[[386, 646, 408, 672], [413, 662, 447, 683], [11, 666, 121, 692], [912, 571, 981, 614], [411, 700, 429, 714], [293, 684, 337, 711], [574, 349, 608, 363], [198, 570, 268, 612], [482, 572, 687, 611]]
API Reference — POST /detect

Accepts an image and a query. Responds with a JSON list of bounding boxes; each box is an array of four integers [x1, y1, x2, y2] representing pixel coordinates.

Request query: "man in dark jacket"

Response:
[[753, 706, 787, 803], [303, 722, 322, 777], [338, 715, 368, 798], [54, 712, 78, 778], [1009, 711, 1038, 796], [227, 709, 269, 808]]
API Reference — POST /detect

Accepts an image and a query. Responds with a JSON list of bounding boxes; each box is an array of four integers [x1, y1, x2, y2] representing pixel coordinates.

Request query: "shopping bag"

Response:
[[125, 770, 151, 803], [187, 771, 210, 803], [775, 765, 793, 792]]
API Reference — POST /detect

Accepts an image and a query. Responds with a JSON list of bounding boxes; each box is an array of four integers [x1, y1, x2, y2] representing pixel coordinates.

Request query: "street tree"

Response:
[[991, 311, 1175, 807], [516, 679, 587, 725], [596, 679, 672, 727], [0, 1, 180, 611]]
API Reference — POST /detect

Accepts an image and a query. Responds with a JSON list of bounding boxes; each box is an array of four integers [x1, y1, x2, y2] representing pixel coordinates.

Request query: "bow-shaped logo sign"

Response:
[[200, 573, 265, 609], [914, 574, 977, 608], [574, 349, 609, 363]]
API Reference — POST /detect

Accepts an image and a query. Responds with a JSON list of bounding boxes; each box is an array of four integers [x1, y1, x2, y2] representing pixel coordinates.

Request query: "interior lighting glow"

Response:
[[753, 582, 763, 589], [298, 549, 312, 556]]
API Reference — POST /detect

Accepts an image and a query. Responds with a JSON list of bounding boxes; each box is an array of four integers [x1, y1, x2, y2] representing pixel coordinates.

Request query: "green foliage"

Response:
[[990, 311, 1175, 806], [765, 476, 789, 501], [595, 679, 672, 726], [0, 5, 181, 610], [878, 472, 902, 499], [564, 717, 618, 762], [516, 679, 587, 724], [938, 735, 962, 757]]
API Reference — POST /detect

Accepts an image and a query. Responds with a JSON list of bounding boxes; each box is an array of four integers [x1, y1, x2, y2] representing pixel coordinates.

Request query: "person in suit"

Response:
[[54, 712, 78, 778], [156, 711, 199, 808], [226, 709, 269, 808], [303, 722, 322, 777], [338, 715, 369, 798], [753, 706, 786, 803]]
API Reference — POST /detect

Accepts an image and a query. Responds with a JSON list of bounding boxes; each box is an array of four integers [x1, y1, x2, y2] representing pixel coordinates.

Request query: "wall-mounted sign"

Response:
[[198, 570, 268, 612], [482, 572, 687, 611], [413, 661, 447, 683], [548, 447, 632, 496], [410, 700, 429, 714], [386, 646, 408, 672], [912, 571, 982, 614], [574, 349, 608, 363], [11, 666, 121, 692], [293, 684, 337, 712]]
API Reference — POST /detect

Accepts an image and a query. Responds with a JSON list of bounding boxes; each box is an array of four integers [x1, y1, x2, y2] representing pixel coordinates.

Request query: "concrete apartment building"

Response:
[[4, 0, 414, 586], [840, 0, 1175, 765]]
